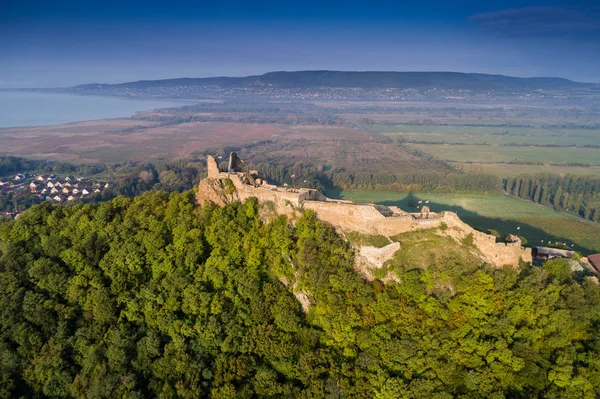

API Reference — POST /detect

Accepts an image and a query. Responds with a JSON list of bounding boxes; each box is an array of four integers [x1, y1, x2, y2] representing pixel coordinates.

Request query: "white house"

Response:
[[82, 189, 89, 195]]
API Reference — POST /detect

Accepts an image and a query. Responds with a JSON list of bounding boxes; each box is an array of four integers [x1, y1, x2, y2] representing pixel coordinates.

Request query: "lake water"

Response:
[[0, 91, 188, 128]]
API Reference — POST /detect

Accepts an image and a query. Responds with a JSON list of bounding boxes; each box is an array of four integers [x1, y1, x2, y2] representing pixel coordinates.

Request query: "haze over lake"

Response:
[[0, 91, 186, 128]]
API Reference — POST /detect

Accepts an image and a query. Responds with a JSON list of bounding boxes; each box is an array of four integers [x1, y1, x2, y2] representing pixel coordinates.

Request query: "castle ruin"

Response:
[[196, 153, 532, 268]]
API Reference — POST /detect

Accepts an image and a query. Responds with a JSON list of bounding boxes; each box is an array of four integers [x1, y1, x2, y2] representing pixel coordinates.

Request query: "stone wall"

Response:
[[196, 154, 531, 268]]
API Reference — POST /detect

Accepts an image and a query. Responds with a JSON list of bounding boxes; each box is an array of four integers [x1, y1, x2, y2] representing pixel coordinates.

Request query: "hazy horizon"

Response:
[[2, 0, 600, 88], [13, 69, 600, 89]]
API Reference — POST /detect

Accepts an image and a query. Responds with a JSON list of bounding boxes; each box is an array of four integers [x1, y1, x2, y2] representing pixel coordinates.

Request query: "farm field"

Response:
[[409, 143, 600, 166], [325, 189, 600, 255], [388, 131, 600, 146], [0, 118, 436, 174], [358, 123, 600, 146], [452, 162, 600, 177]]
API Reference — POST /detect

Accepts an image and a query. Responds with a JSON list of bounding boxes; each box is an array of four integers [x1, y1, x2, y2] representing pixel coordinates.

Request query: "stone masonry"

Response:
[[196, 153, 532, 267]]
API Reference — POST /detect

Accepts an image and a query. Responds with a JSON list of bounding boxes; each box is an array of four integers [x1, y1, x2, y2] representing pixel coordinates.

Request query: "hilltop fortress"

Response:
[[197, 153, 532, 268]]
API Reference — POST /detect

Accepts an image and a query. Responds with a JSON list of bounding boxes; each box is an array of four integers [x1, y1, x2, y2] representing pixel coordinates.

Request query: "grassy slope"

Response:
[[326, 189, 600, 255]]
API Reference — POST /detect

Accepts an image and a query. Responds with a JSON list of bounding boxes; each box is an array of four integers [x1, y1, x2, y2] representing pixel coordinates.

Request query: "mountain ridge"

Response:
[[73, 70, 598, 91]]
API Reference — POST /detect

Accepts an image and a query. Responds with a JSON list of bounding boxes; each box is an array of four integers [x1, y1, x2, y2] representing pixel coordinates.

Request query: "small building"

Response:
[[81, 189, 89, 195], [53, 195, 62, 202], [67, 195, 78, 201], [62, 187, 70, 194], [532, 246, 574, 260], [50, 187, 59, 194], [47, 182, 54, 188], [72, 188, 79, 194], [589, 254, 600, 274]]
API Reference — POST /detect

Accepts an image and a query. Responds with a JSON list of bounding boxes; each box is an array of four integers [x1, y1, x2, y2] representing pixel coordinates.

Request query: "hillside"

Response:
[[74, 71, 595, 91], [2, 190, 600, 397], [62, 71, 600, 101]]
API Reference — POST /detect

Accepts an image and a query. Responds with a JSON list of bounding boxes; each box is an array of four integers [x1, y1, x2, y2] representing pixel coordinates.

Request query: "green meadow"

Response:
[[409, 144, 600, 166], [451, 162, 600, 177], [325, 189, 600, 255]]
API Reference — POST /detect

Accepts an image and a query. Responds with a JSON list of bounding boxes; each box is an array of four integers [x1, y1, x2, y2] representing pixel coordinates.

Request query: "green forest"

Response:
[[504, 174, 600, 222], [2, 191, 600, 398]]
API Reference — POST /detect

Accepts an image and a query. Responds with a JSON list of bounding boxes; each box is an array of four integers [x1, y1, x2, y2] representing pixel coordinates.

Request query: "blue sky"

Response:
[[1, 0, 599, 87]]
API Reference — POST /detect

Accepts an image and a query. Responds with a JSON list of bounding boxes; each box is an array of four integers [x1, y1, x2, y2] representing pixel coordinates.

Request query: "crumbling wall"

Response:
[[436, 212, 532, 267], [196, 155, 531, 268], [228, 152, 247, 173], [206, 155, 220, 178], [303, 201, 388, 234]]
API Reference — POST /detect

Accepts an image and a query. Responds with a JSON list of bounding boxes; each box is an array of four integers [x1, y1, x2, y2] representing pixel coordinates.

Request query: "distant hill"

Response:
[[64, 71, 600, 102], [74, 71, 596, 91]]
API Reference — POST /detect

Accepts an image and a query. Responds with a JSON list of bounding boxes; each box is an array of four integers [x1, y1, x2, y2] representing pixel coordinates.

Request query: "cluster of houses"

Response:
[[0, 172, 110, 205]]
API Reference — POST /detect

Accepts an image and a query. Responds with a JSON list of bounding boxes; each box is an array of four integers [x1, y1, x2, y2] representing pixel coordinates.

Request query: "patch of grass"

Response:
[[222, 178, 236, 195], [451, 162, 600, 177], [388, 228, 483, 285], [328, 189, 600, 255], [346, 231, 391, 248], [409, 144, 600, 166]]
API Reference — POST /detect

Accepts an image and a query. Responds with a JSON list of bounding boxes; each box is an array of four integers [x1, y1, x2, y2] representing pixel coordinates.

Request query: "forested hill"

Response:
[[64, 71, 600, 100], [2, 191, 600, 397], [74, 71, 594, 91]]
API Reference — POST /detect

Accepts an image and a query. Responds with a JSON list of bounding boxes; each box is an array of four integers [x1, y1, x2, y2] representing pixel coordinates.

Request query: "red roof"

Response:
[[589, 254, 600, 272]]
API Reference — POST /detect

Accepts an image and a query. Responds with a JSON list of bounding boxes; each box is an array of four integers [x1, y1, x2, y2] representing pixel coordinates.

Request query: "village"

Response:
[[0, 172, 111, 219]]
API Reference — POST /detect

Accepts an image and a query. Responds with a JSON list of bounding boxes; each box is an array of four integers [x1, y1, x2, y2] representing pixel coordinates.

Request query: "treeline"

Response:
[[0, 156, 81, 176], [359, 118, 534, 128], [230, 159, 502, 194], [504, 174, 600, 222], [2, 194, 600, 397], [542, 123, 600, 130], [131, 114, 341, 128], [325, 170, 501, 193]]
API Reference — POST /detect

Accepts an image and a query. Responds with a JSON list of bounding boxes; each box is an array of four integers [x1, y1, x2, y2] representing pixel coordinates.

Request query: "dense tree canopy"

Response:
[[1, 192, 600, 398], [504, 174, 600, 223]]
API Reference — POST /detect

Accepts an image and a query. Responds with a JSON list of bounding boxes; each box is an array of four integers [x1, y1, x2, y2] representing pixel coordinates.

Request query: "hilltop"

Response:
[[2, 178, 600, 397]]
